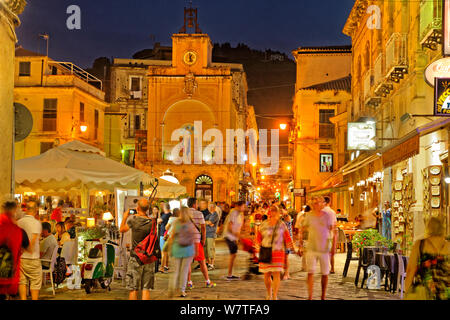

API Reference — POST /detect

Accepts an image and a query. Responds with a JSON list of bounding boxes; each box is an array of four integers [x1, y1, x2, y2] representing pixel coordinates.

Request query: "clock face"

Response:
[[183, 51, 197, 66]]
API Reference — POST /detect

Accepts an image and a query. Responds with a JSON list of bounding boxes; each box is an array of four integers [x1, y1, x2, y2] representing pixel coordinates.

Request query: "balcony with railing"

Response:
[[364, 69, 381, 108], [373, 54, 393, 98], [386, 33, 408, 83], [45, 61, 105, 100], [420, 0, 442, 50]]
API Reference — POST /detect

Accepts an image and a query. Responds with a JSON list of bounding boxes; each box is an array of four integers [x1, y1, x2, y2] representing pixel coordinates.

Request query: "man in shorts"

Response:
[[186, 198, 216, 289], [17, 200, 42, 300], [119, 198, 155, 300], [204, 202, 219, 270], [298, 196, 335, 300], [323, 196, 337, 274], [223, 201, 246, 280]]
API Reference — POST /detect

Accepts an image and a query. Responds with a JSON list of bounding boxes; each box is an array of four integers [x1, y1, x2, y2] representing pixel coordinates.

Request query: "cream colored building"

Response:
[[14, 48, 108, 159], [343, 0, 449, 242], [0, 0, 26, 196], [291, 46, 352, 210]]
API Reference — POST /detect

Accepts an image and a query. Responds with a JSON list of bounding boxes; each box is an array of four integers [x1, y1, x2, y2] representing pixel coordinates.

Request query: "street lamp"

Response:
[[279, 123, 288, 130], [80, 124, 88, 133]]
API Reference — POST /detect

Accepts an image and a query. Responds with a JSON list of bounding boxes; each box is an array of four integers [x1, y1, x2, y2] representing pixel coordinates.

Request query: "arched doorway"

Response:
[[195, 174, 213, 202]]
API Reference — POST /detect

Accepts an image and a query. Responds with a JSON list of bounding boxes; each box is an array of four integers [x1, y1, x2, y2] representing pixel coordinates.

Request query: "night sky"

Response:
[[16, 0, 355, 68]]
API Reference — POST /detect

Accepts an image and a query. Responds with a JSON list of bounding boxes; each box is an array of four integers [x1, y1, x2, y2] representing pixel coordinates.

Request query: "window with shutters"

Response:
[[135, 115, 141, 130], [19, 62, 31, 76], [130, 77, 141, 91], [43, 99, 57, 131], [80, 103, 85, 122], [319, 109, 335, 139]]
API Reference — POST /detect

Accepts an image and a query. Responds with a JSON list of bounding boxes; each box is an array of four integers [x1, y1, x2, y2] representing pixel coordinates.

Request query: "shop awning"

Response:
[[342, 153, 380, 176], [308, 181, 348, 196], [380, 117, 450, 168]]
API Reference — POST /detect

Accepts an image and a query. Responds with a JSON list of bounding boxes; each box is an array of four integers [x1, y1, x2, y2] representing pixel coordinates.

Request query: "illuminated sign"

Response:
[[424, 57, 450, 86], [444, 0, 450, 56], [434, 78, 450, 116], [347, 122, 376, 150]]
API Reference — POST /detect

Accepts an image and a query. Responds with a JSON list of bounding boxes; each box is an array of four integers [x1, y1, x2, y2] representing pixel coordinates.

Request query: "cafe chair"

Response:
[[342, 242, 359, 278], [40, 246, 59, 295], [397, 255, 407, 299], [358, 247, 376, 288]]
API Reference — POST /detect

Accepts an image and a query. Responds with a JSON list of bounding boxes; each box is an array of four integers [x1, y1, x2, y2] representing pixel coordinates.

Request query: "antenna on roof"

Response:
[[39, 33, 49, 57]]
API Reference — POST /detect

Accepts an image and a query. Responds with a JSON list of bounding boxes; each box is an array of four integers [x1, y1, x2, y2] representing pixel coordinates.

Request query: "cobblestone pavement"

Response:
[[40, 239, 401, 300]]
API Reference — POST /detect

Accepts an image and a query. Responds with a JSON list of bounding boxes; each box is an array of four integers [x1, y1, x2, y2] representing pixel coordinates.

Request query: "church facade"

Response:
[[109, 8, 253, 202]]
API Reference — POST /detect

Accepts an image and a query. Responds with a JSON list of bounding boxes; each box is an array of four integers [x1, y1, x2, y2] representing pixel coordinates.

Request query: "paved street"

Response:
[[40, 239, 401, 300]]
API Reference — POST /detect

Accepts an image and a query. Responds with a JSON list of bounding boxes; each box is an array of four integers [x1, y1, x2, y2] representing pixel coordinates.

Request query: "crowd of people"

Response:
[[1, 193, 448, 301], [117, 195, 342, 300], [0, 196, 81, 300]]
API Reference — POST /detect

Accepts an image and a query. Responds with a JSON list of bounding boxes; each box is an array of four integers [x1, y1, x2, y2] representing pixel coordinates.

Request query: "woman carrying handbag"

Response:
[[255, 205, 294, 300]]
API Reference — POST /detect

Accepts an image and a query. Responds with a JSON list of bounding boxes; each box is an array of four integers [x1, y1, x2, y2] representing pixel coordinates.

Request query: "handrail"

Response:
[[48, 61, 103, 90]]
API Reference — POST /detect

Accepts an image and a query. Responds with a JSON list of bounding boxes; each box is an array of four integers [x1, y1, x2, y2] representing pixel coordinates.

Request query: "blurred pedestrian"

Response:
[[205, 203, 219, 270], [323, 196, 337, 274], [186, 198, 216, 289], [298, 196, 335, 300], [167, 207, 197, 298], [17, 200, 42, 300], [0, 197, 30, 299], [256, 205, 294, 300], [281, 208, 293, 280], [223, 201, 246, 280], [158, 202, 172, 273], [404, 217, 449, 300], [119, 198, 155, 300], [296, 205, 311, 272], [50, 200, 64, 223]]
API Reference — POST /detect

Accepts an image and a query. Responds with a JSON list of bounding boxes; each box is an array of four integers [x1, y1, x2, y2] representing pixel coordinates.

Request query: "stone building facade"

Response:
[[0, 0, 26, 196]]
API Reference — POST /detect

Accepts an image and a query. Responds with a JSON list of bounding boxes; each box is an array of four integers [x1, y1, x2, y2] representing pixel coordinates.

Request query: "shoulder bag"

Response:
[[259, 221, 280, 263]]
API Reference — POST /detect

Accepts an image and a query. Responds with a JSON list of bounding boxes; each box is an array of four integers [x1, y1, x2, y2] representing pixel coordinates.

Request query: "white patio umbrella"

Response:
[[15, 140, 186, 204]]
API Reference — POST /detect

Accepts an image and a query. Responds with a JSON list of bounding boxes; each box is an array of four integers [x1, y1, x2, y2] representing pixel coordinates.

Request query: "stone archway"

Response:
[[162, 99, 215, 160]]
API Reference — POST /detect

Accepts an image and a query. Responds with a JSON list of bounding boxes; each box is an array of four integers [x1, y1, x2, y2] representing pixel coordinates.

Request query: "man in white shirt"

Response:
[[323, 196, 338, 274], [17, 200, 43, 300], [40, 222, 58, 269], [223, 201, 246, 280], [298, 196, 335, 300], [186, 198, 216, 289]]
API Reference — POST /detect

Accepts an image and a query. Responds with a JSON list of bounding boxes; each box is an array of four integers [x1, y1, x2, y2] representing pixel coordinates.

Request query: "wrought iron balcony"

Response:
[[363, 69, 381, 108], [385, 33, 408, 83], [419, 0, 442, 51]]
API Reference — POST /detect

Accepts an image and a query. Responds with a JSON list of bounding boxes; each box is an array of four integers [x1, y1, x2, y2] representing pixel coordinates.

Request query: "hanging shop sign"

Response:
[[444, 0, 450, 56], [382, 135, 420, 168], [434, 78, 450, 116], [425, 58, 450, 86], [347, 122, 376, 150]]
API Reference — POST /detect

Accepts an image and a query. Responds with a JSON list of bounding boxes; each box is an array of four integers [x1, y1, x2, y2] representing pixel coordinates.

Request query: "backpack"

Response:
[[134, 218, 161, 265], [176, 221, 195, 247], [52, 255, 67, 286]]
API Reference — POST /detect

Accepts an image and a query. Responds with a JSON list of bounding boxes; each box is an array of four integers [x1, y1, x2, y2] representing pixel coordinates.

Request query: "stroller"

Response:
[[240, 238, 261, 280]]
